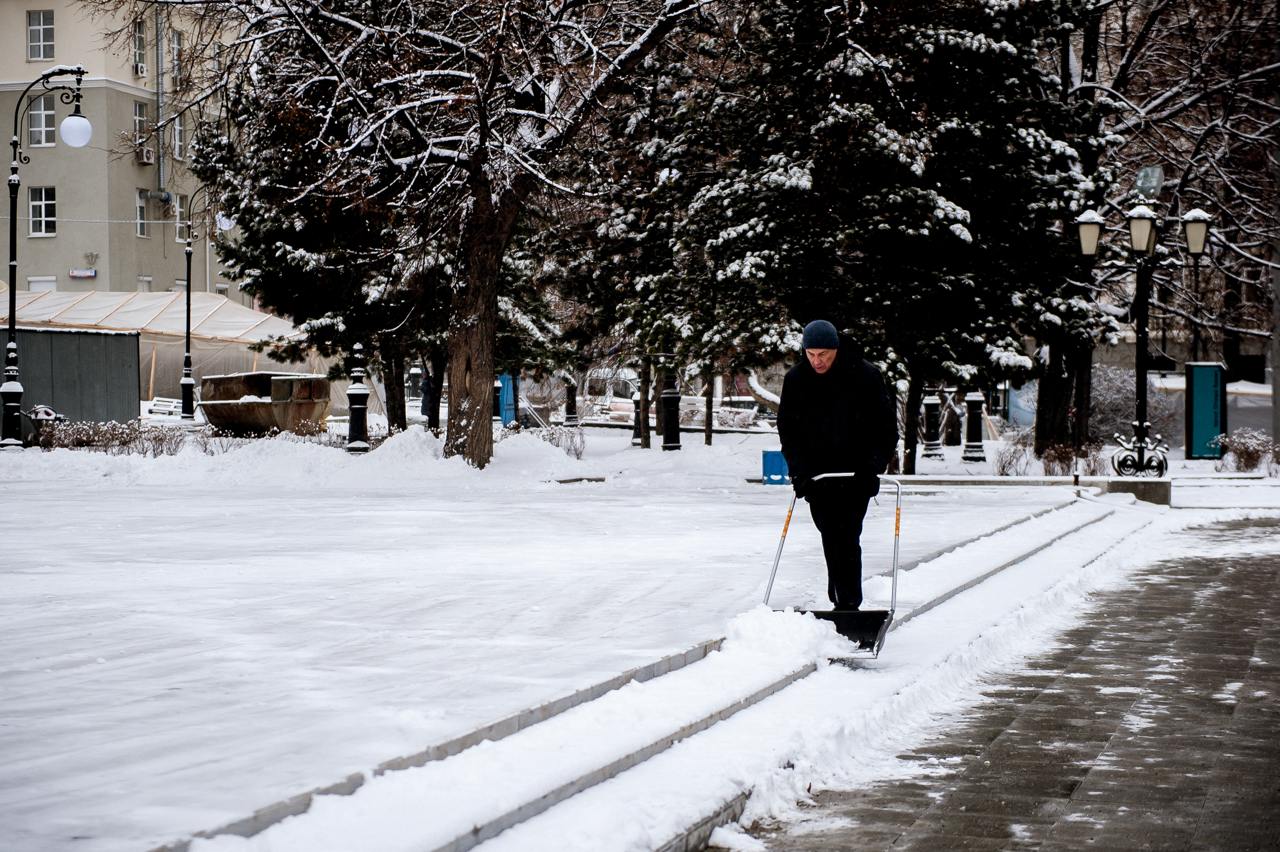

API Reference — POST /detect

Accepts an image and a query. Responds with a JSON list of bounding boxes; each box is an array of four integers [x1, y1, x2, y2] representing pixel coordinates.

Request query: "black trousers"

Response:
[[806, 485, 872, 609]]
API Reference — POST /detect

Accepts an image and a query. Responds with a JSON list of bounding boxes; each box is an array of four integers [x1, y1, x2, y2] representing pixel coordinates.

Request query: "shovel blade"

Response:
[[798, 609, 893, 654]]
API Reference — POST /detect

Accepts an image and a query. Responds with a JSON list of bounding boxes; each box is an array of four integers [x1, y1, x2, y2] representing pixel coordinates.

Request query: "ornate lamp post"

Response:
[[181, 234, 195, 419], [1182, 208, 1211, 360], [1073, 196, 1210, 477], [4, 65, 92, 447]]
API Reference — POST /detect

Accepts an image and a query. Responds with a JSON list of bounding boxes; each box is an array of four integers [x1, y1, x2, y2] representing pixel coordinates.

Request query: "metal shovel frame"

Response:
[[763, 474, 902, 656]]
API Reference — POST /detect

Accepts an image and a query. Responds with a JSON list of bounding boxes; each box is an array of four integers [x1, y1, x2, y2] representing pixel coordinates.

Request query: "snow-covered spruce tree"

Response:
[[517, 24, 801, 444], [97, 0, 709, 467], [665, 1, 1097, 471]]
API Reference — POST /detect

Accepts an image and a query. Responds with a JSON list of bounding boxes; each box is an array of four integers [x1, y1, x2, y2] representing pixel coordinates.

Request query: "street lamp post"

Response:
[[181, 235, 195, 419], [4, 65, 92, 447], [1074, 201, 1211, 477], [1182, 209, 1211, 360]]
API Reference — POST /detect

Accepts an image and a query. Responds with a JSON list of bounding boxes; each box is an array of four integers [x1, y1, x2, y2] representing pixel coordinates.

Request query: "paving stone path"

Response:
[[747, 518, 1280, 851]]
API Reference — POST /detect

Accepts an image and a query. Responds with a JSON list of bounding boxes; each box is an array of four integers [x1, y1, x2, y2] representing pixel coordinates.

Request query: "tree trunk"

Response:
[[1034, 341, 1073, 456], [381, 335, 407, 432], [427, 345, 446, 432], [1271, 238, 1280, 439], [652, 364, 665, 442], [703, 368, 713, 446], [902, 371, 924, 475], [445, 187, 522, 467], [639, 359, 652, 448], [1070, 343, 1093, 450]]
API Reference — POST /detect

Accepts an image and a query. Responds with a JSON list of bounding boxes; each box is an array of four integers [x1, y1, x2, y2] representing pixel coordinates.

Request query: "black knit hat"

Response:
[[801, 320, 839, 350]]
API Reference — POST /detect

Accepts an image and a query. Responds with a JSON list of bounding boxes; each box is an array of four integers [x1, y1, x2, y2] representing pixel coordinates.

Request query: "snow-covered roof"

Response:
[[0, 286, 301, 343]]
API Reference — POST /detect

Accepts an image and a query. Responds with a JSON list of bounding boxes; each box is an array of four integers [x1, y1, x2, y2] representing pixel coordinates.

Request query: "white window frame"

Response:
[[172, 116, 185, 160], [172, 279, 188, 292], [132, 19, 147, 66], [29, 187, 56, 236], [175, 193, 190, 242], [170, 30, 185, 84], [136, 190, 150, 238], [133, 101, 149, 143], [27, 275, 57, 293], [27, 10, 54, 61], [28, 94, 55, 147], [137, 275, 153, 292]]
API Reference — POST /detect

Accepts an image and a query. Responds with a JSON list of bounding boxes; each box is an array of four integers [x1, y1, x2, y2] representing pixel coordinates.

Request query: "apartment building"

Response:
[[1, 1, 246, 304]]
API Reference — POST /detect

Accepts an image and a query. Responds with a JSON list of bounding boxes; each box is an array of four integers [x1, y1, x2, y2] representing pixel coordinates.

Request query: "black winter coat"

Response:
[[777, 336, 899, 492]]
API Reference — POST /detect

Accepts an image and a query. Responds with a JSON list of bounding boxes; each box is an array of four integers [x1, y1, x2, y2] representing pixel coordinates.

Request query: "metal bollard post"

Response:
[[346, 343, 370, 453], [660, 373, 681, 451], [631, 392, 643, 446], [961, 390, 986, 462], [563, 378, 579, 428], [922, 392, 944, 459]]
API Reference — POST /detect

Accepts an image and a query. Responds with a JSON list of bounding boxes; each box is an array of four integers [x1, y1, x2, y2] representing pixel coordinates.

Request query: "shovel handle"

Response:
[[763, 474, 903, 612], [762, 494, 797, 605]]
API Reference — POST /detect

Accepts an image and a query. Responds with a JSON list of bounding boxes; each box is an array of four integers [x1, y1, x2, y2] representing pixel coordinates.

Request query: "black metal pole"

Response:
[[1190, 255, 1202, 361], [660, 369, 681, 451], [3, 128, 20, 447], [181, 237, 195, 419], [346, 343, 370, 453], [4, 66, 87, 447], [1132, 255, 1154, 469]]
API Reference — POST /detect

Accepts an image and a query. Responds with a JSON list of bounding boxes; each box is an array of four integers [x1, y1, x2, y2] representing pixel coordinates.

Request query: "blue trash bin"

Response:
[[762, 450, 790, 485]]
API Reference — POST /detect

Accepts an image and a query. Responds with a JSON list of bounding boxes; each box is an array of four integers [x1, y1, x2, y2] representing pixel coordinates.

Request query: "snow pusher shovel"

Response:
[[763, 474, 901, 657]]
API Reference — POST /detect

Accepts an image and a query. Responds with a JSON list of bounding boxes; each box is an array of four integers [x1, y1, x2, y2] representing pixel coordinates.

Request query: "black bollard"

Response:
[[660, 372, 681, 451], [922, 393, 944, 459], [631, 393, 643, 446], [563, 378, 579, 428], [942, 387, 962, 446], [346, 343, 370, 453], [961, 390, 986, 462]]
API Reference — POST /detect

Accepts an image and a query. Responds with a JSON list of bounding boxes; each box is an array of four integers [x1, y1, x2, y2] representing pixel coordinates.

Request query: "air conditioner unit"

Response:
[[135, 147, 156, 165], [133, 62, 147, 77]]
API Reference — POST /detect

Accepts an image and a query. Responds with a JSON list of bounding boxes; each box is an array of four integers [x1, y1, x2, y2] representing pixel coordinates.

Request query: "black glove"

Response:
[[791, 474, 811, 498]]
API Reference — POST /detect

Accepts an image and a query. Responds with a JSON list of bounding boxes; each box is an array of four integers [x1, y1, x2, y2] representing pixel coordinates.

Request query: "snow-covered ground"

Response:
[[1, 426, 1275, 852]]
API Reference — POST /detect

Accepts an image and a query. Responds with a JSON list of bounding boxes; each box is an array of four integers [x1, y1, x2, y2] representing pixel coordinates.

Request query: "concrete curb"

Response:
[[890, 505, 1115, 630], [430, 663, 818, 852], [152, 638, 726, 852]]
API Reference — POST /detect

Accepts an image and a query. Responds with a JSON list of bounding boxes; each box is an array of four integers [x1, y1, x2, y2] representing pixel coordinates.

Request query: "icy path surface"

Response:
[[1, 428, 1081, 851]]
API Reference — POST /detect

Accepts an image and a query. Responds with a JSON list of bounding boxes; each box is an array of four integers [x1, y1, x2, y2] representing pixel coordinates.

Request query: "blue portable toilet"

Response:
[[498, 373, 517, 425], [762, 450, 790, 485], [1185, 362, 1227, 459]]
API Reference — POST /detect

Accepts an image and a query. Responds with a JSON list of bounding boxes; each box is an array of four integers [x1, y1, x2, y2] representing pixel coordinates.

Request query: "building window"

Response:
[[175, 193, 190, 241], [27, 10, 54, 61], [136, 190, 150, 237], [133, 101, 149, 143], [28, 95, 55, 147], [137, 276, 153, 292], [214, 282, 229, 295], [170, 30, 185, 85], [173, 279, 188, 292], [132, 19, 147, 66], [173, 116, 185, 160], [29, 187, 56, 236], [27, 276, 57, 293]]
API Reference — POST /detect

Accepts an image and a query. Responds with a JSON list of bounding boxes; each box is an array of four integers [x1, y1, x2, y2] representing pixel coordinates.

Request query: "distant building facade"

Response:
[[1, 1, 246, 304]]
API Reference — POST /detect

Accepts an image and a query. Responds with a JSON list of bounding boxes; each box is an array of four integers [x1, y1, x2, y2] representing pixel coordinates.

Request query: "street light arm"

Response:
[[10, 65, 86, 141]]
